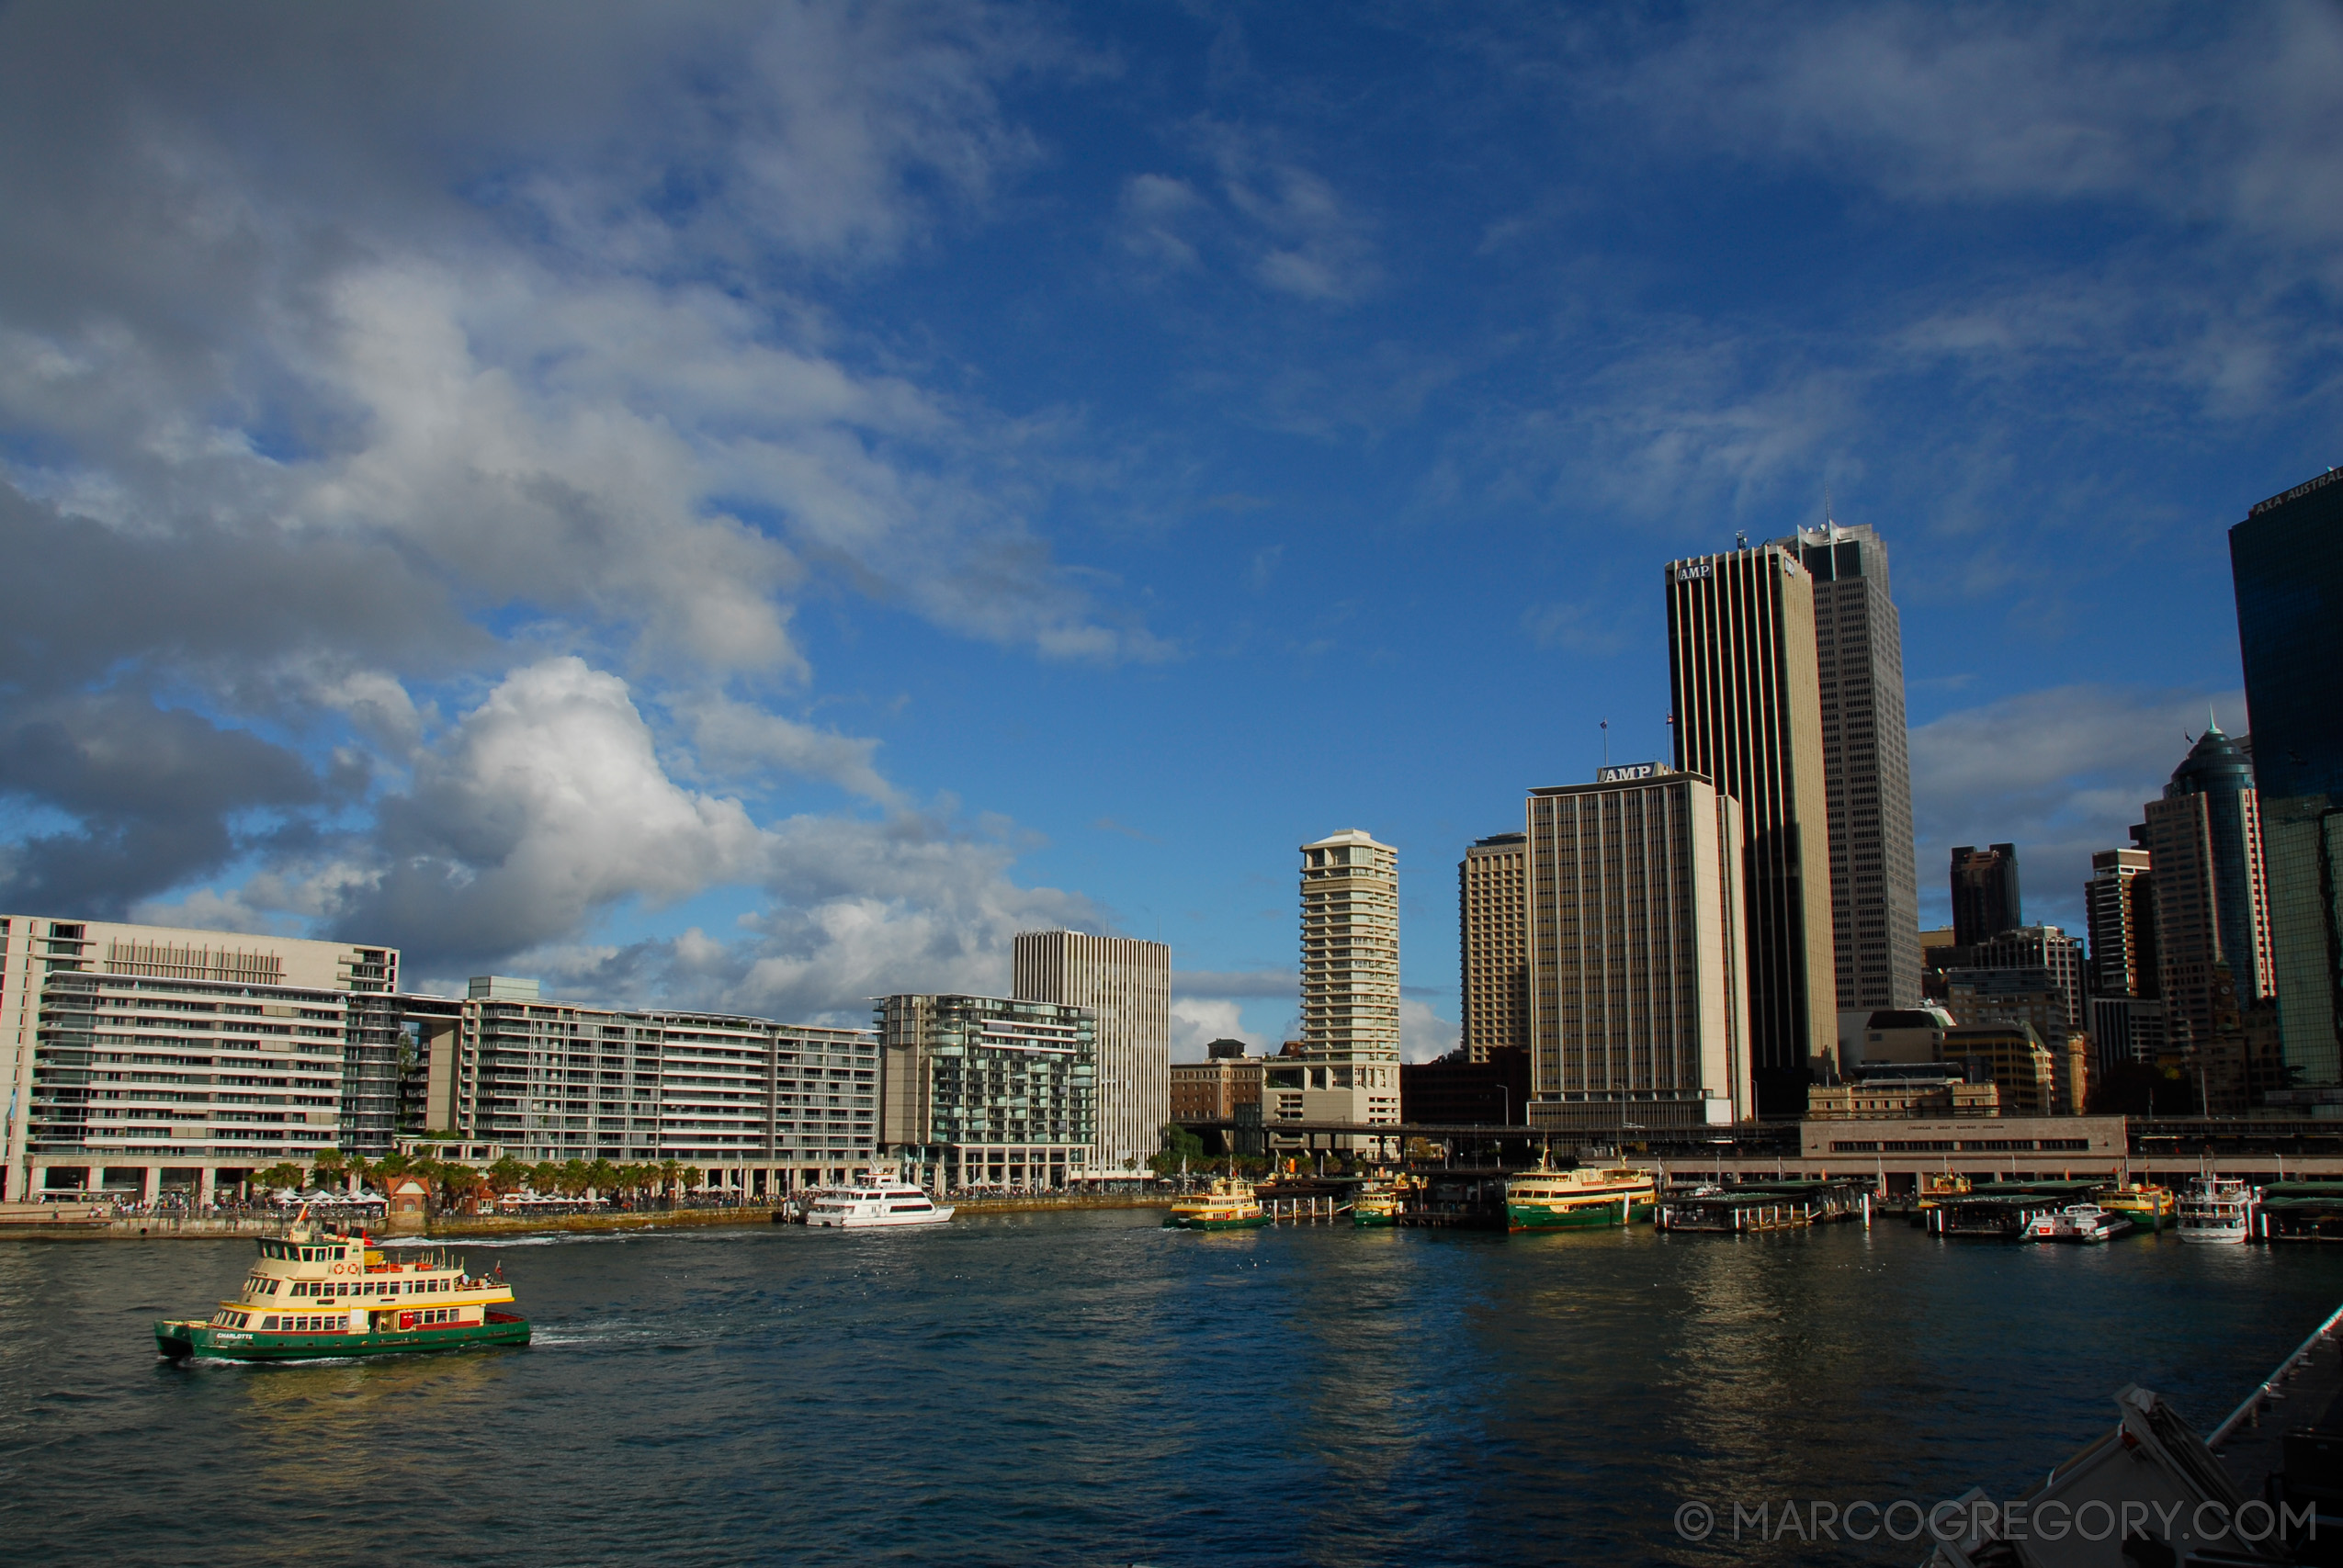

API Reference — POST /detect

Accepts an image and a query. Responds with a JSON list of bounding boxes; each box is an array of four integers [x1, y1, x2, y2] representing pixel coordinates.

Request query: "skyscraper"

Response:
[[2084, 847, 2156, 1000], [1524, 767, 1753, 1130], [1950, 845, 2022, 947], [1458, 832, 1529, 1064], [1782, 522, 1922, 1013], [2084, 844, 2166, 1075], [2139, 723, 2272, 1054], [1666, 544, 1839, 1111], [2232, 466, 2343, 1093], [1283, 829, 1401, 1151], [1012, 931, 1171, 1176]]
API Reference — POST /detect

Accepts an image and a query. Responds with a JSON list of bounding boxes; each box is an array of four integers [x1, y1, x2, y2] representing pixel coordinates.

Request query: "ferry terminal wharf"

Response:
[[1182, 1111, 2343, 1191]]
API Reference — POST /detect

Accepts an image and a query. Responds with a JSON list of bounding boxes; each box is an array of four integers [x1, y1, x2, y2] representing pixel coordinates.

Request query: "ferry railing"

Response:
[[2207, 1299, 2343, 1446]]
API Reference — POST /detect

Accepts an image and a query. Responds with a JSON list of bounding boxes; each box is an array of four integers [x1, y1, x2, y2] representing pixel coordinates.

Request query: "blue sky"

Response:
[[0, 3, 2337, 1058]]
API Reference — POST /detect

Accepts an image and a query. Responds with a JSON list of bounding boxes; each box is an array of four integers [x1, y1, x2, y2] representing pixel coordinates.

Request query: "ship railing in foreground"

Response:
[[1921, 1302, 2343, 1566]]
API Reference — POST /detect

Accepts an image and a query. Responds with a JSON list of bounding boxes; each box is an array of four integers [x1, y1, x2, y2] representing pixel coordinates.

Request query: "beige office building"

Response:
[[1013, 931, 1169, 1175], [1, 915, 398, 1203], [1459, 832, 1529, 1063], [1666, 543, 1839, 1110], [1524, 769, 1753, 1131]]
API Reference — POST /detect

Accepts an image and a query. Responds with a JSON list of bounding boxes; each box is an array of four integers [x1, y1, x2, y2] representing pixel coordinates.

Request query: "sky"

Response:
[[1, 2, 2337, 1062]]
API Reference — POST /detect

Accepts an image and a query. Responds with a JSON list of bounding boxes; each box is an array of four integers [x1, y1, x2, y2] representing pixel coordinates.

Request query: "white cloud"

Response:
[[1169, 998, 1267, 1064], [1907, 682, 2246, 929], [1400, 997, 1458, 1065], [676, 691, 897, 804]]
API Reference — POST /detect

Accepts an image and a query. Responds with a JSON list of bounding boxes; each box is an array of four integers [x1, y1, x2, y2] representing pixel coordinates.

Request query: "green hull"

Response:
[[1352, 1212, 1398, 1228], [156, 1315, 530, 1362], [1507, 1198, 1656, 1232], [1162, 1214, 1270, 1231]]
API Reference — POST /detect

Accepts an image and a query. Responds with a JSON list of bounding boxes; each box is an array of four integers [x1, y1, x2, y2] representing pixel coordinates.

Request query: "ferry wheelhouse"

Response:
[[1163, 1177, 1268, 1231], [155, 1220, 528, 1362], [1503, 1167, 1658, 1231]]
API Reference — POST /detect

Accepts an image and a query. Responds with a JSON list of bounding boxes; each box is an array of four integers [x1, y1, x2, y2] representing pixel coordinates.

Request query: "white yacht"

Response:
[[803, 1176, 955, 1229], [2022, 1202, 2133, 1244], [2177, 1174, 2255, 1244]]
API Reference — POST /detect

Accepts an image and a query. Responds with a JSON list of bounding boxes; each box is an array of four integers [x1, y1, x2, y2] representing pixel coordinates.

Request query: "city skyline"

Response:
[[0, 8, 2331, 1065]]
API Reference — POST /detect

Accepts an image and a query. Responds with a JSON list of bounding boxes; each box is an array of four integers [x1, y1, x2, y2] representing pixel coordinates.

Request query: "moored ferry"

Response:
[[1504, 1167, 1658, 1232], [1163, 1177, 1268, 1231], [1351, 1177, 1413, 1228], [2095, 1183, 2176, 1233], [155, 1220, 528, 1362], [2178, 1174, 2256, 1244], [2022, 1202, 2133, 1244]]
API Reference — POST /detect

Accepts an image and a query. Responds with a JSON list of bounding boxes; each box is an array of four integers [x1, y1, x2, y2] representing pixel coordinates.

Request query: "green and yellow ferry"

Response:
[[1163, 1177, 1269, 1231], [155, 1218, 529, 1362], [1504, 1167, 1658, 1232], [1351, 1174, 1418, 1227]]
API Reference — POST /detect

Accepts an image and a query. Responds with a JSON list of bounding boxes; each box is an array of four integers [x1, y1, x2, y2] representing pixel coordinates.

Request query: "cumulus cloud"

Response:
[[1169, 998, 1270, 1063], [1399, 997, 1459, 1065], [1907, 682, 2246, 930]]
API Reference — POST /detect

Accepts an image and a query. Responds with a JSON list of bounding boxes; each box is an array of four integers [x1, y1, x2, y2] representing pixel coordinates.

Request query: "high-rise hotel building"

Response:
[[1458, 832, 1529, 1063], [1, 917, 397, 1203], [1277, 829, 1401, 1149], [1781, 523, 1922, 1013], [2232, 466, 2343, 1094], [1524, 767, 1753, 1131], [1665, 544, 1839, 1110], [1013, 931, 1170, 1175]]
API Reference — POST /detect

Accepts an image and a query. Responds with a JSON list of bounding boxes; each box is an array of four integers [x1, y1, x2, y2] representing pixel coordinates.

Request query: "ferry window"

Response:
[[262, 1316, 278, 1329]]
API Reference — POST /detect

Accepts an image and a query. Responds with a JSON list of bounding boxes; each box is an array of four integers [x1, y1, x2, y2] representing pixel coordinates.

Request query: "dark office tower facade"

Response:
[[1782, 524, 1922, 1013], [1950, 845, 2022, 948], [2140, 723, 2272, 1054], [2231, 466, 2343, 1090], [1666, 544, 1839, 1111], [2085, 847, 2157, 999]]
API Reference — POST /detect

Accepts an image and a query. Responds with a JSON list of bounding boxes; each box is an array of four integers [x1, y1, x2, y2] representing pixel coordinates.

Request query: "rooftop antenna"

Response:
[[1601, 718, 1609, 768], [1734, 529, 1749, 549]]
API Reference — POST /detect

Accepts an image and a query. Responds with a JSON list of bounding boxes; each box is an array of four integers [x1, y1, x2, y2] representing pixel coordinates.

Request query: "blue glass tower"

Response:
[[2231, 466, 2343, 1093]]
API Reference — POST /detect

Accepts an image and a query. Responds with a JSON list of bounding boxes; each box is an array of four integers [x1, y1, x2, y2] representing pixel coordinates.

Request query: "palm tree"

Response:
[[530, 1160, 560, 1197], [585, 1158, 618, 1204], [311, 1148, 347, 1190], [681, 1165, 705, 1200], [658, 1158, 682, 1207], [558, 1158, 591, 1199]]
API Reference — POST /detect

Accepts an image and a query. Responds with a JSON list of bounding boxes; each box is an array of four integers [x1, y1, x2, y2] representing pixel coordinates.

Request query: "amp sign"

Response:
[[1597, 762, 1665, 783], [1672, 561, 1713, 582]]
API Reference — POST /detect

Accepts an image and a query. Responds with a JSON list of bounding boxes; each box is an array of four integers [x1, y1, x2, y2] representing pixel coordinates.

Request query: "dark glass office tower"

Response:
[[1783, 523, 1923, 1013], [1950, 844, 2022, 947], [1666, 543, 1838, 1113], [2231, 466, 2343, 1091]]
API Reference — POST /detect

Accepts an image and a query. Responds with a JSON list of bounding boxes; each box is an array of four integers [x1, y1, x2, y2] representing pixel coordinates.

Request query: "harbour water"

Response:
[[6, 1211, 2341, 1566]]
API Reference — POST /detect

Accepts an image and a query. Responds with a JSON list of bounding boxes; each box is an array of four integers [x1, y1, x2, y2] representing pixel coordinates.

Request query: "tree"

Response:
[[255, 1161, 308, 1192], [681, 1165, 705, 1196], [530, 1160, 561, 1196], [1150, 1123, 1205, 1177], [311, 1148, 347, 1189], [558, 1158, 592, 1198], [486, 1156, 530, 1198], [659, 1158, 682, 1203], [585, 1158, 618, 1202]]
